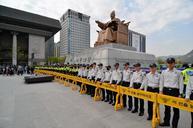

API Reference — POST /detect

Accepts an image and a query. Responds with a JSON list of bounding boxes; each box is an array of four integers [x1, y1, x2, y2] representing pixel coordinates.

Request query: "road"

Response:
[[0, 75, 191, 128]]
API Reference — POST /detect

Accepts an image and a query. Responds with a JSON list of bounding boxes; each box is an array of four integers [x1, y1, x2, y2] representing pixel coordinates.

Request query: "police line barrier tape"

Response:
[[34, 70, 193, 128]]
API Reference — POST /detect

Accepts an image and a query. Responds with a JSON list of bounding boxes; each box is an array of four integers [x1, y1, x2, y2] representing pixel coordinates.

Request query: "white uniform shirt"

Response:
[[130, 70, 145, 88], [90, 67, 98, 78], [102, 70, 112, 82], [122, 69, 132, 82], [78, 68, 83, 77], [87, 69, 92, 79], [185, 76, 193, 99], [140, 71, 160, 89], [160, 68, 183, 94], [95, 68, 105, 80], [82, 68, 88, 77], [110, 68, 122, 84]]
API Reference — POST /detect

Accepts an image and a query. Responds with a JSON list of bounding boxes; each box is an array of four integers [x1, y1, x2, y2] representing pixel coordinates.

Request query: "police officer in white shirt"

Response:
[[95, 63, 104, 81], [140, 63, 160, 120], [185, 64, 193, 128], [90, 62, 98, 97], [82, 65, 88, 78], [110, 63, 122, 106], [77, 65, 83, 88], [102, 65, 112, 103], [122, 62, 133, 109], [78, 65, 83, 77], [87, 64, 93, 95], [130, 63, 145, 116], [95, 63, 105, 100], [159, 58, 183, 128]]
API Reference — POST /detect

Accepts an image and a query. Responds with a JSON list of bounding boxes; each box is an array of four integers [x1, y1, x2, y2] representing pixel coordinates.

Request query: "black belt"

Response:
[[147, 86, 159, 89], [134, 82, 141, 85], [163, 87, 179, 90]]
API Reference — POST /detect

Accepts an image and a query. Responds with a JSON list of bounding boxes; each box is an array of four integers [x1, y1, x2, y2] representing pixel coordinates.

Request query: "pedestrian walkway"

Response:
[[0, 75, 191, 128]]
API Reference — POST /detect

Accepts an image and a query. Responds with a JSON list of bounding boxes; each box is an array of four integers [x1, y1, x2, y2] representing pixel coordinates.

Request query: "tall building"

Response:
[[128, 30, 146, 52], [54, 41, 61, 57], [0, 5, 61, 65], [60, 9, 90, 56], [45, 36, 54, 59]]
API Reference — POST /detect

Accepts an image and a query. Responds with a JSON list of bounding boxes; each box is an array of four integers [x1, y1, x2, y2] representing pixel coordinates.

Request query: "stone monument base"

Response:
[[65, 43, 155, 68]]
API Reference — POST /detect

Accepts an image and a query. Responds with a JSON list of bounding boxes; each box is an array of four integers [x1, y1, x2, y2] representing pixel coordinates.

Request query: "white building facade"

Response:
[[60, 9, 90, 56]]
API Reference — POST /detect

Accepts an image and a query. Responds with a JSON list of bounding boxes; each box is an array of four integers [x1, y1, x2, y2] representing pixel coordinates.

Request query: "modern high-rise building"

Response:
[[128, 30, 146, 53], [60, 9, 90, 56], [54, 41, 61, 57]]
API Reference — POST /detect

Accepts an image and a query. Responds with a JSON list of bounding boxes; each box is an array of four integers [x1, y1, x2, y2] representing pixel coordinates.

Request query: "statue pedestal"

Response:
[[65, 43, 155, 68]]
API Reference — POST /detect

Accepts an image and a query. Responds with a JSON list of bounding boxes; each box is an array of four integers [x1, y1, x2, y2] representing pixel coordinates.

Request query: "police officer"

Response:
[[182, 63, 193, 97], [110, 63, 122, 106], [185, 65, 193, 128], [102, 65, 112, 103], [130, 63, 145, 116], [95, 63, 105, 100], [82, 65, 88, 78], [77, 65, 83, 87], [140, 63, 160, 120], [87, 64, 93, 95], [159, 58, 183, 128], [95, 63, 104, 81], [122, 62, 133, 109], [90, 63, 98, 97]]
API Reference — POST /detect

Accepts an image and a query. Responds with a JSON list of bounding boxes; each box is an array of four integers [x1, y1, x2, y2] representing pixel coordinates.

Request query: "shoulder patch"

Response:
[[187, 70, 193, 76]]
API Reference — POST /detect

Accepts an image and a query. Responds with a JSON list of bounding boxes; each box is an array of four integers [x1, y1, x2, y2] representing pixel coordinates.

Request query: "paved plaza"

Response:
[[0, 75, 191, 128]]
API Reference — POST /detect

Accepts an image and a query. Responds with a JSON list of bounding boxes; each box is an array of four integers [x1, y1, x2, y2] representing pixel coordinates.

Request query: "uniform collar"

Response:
[[166, 68, 177, 72], [136, 69, 142, 73], [124, 68, 130, 71], [150, 71, 158, 75]]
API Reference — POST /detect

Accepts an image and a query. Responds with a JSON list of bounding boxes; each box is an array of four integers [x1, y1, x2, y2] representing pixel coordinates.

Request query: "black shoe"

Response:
[[112, 103, 115, 106], [109, 101, 113, 104], [104, 99, 109, 102], [131, 110, 138, 113], [147, 117, 152, 120], [159, 122, 170, 127], [101, 98, 104, 101], [127, 108, 132, 111], [138, 112, 144, 116]]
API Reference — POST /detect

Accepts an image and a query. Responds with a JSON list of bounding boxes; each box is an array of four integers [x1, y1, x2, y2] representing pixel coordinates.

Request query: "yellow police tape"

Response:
[[158, 94, 193, 112], [34, 70, 193, 128]]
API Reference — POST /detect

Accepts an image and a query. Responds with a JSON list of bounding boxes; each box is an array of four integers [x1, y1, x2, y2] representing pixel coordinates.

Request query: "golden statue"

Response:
[[95, 10, 130, 47]]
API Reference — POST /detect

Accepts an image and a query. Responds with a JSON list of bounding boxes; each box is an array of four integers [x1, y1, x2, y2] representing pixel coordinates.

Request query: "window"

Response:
[[78, 13, 83, 21]]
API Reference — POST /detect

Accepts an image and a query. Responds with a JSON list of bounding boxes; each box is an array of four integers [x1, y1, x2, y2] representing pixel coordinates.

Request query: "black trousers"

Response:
[[183, 84, 187, 96], [122, 81, 132, 108], [133, 83, 144, 113], [147, 87, 159, 119], [190, 93, 193, 128], [111, 80, 120, 104], [90, 77, 96, 97], [163, 87, 180, 127]]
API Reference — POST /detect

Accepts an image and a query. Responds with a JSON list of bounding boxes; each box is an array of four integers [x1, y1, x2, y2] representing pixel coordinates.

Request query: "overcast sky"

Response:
[[1, 0, 193, 56]]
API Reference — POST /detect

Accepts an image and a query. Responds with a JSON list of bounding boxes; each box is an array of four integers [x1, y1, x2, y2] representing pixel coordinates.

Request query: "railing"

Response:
[[34, 69, 193, 128]]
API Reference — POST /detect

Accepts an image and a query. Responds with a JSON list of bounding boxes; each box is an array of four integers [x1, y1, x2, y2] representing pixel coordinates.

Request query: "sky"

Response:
[[0, 0, 193, 57]]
